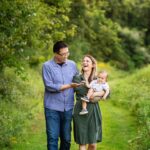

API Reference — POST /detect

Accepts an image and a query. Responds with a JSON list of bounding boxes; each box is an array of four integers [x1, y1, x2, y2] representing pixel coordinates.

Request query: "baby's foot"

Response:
[[81, 96, 89, 102], [79, 109, 88, 115]]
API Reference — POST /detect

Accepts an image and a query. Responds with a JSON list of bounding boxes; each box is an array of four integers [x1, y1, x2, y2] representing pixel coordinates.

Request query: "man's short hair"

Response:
[[53, 41, 68, 53]]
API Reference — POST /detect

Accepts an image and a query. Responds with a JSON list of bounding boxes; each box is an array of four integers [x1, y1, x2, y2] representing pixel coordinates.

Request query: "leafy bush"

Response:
[[118, 27, 150, 68]]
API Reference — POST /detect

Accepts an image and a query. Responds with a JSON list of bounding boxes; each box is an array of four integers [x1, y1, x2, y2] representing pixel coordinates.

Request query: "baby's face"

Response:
[[97, 73, 107, 83]]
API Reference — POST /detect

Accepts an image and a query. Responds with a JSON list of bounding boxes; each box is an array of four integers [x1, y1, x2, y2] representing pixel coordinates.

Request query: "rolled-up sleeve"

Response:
[[42, 64, 62, 92]]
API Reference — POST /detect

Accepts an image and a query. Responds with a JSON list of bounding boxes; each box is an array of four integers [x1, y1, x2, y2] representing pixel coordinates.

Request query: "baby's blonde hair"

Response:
[[98, 70, 108, 81]]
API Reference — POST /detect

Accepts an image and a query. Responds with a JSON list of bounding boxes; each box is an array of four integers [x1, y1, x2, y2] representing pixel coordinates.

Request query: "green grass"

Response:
[[11, 101, 137, 150], [99, 102, 137, 150]]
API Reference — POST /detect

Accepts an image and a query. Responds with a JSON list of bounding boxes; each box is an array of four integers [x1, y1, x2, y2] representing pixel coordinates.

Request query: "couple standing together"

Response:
[[42, 41, 109, 150]]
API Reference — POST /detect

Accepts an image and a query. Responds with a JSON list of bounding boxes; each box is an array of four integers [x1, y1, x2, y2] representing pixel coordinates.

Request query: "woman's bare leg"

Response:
[[88, 143, 96, 150], [79, 144, 86, 150]]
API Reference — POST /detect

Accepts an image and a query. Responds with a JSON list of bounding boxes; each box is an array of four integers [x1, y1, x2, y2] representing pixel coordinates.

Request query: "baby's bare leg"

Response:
[[82, 101, 87, 110], [87, 88, 94, 99]]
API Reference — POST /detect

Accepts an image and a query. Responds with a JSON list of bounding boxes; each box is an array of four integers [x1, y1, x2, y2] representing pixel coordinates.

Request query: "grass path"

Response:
[[12, 101, 137, 150]]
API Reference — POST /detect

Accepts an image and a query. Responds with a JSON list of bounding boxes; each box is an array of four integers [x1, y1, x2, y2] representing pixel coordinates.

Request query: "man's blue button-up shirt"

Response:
[[42, 59, 78, 112]]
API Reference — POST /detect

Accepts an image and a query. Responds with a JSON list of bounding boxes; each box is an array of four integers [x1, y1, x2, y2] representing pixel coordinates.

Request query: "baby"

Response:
[[79, 70, 110, 115]]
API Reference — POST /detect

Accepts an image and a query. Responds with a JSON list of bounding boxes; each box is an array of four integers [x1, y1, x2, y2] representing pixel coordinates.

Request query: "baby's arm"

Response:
[[102, 89, 109, 100]]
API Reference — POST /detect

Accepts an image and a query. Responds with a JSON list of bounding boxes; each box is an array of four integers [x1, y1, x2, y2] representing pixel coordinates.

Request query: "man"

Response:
[[42, 41, 80, 150]]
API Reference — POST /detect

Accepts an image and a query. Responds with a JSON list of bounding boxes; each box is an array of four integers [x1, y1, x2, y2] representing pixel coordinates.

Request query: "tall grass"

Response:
[[0, 67, 43, 148], [110, 65, 150, 149]]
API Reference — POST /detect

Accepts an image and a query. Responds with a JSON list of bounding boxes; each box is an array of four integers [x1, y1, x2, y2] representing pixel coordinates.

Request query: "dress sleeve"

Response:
[[73, 75, 80, 83]]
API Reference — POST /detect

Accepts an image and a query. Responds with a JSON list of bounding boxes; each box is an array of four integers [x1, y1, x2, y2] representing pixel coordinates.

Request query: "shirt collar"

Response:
[[52, 58, 68, 67]]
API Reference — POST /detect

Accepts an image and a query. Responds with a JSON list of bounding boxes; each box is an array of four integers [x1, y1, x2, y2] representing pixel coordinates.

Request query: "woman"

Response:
[[73, 55, 103, 150]]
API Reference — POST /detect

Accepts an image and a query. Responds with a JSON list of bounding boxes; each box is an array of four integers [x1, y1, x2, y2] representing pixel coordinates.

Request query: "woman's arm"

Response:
[[89, 89, 110, 103], [89, 96, 102, 103], [92, 91, 105, 97]]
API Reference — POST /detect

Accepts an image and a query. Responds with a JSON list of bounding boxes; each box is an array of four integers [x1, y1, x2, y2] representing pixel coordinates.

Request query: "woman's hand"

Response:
[[70, 83, 81, 88], [60, 83, 81, 90], [89, 96, 102, 103]]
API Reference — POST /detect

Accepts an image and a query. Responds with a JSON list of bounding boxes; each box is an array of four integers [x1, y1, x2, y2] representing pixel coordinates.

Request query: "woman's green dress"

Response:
[[73, 74, 102, 144]]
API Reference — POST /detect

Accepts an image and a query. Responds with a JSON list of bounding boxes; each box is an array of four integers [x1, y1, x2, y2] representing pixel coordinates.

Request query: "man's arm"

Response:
[[42, 64, 81, 92], [42, 64, 62, 92]]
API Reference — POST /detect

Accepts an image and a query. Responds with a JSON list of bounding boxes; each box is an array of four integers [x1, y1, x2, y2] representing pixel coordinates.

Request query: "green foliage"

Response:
[[0, 67, 43, 148], [1, 0, 150, 71], [111, 65, 150, 149], [69, 38, 91, 62], [0, 0, 39, 70], [0, 0, 75, 71], [118, 27, 150, 69], [105, 0, 150, 56], [68, 0, 150, 70], [69, 1, 125, 67]]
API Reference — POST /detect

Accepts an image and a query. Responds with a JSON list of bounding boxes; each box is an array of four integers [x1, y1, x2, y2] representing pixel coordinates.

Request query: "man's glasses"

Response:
[[57, 51, 70, 57]]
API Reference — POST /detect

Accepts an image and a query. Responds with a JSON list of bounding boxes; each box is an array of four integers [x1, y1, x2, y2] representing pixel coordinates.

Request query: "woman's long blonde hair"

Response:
[[81, 55, 97, 82]]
